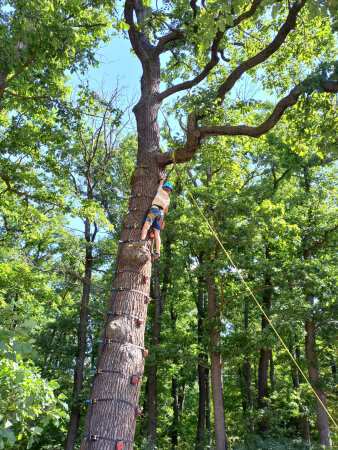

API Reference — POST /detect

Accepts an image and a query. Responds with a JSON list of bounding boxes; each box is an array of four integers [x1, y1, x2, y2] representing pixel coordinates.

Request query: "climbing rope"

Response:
[[170, 151, 337, 429]]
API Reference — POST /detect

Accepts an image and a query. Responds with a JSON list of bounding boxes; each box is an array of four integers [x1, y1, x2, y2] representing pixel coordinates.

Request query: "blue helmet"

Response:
[[163, 182, 173, 191]]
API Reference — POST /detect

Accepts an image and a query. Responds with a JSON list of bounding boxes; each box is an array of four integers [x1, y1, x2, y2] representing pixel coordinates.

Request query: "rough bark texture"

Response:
[[65, 217, 93, 450], [207, 276, 228, 450]]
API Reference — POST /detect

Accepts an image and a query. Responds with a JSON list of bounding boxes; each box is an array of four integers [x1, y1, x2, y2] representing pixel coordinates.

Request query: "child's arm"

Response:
[[159, 176, 164, 187], [164, 205, 169, 214]]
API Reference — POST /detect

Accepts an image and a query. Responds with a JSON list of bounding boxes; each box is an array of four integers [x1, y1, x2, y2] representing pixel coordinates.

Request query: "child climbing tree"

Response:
[[80, 1, 337, 448]]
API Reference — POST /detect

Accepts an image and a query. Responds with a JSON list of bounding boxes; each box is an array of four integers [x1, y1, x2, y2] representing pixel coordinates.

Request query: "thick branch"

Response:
[[158, 0, 264, 101], [304, 224, 338, 256], [154, 30, 185, 55], [157, 78, 338, 167], [200, 79, 338, 139], [124, 0, 150, 64], [217, 0, 307, 101]]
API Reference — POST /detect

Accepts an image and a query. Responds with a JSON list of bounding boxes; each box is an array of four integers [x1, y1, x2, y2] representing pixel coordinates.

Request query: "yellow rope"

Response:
[[170, 151, 337, 429]]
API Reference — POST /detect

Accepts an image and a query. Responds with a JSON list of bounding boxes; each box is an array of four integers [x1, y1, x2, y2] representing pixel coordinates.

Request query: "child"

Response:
[[140, 179, 173, 259]]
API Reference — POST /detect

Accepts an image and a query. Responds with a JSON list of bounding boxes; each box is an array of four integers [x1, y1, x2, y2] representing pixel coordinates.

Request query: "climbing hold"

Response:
[[143, 349, 148, 357], [137, 318, 143, 326], [146, 296, 151, 303], [116, 442, 123, 450], [144, 274, 149, 281], [131, 375, 140, 385]]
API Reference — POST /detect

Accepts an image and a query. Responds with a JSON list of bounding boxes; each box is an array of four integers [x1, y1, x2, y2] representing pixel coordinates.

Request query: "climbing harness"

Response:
[[170, 150, 338, 430]]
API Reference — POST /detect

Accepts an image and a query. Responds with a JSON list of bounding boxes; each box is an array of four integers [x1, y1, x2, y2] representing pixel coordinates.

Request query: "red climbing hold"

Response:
[[131, 376, 139, 385], [144, 349, 148, 357], [137, 318, 143, 326], [116, 441, 123, 450], [146, 297, 151, 303]]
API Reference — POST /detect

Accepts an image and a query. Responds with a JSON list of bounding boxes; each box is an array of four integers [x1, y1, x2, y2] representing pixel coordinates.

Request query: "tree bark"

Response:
[[257, 246, 272, 436], [305, 315, 332, 447], [302, 168, 331, 448], [205, 367, 212, 447], [65, 217, 93, 450], [171, 377, 179, 449], [196, 276, 207, 447], [80, 22, 163, 448], [291, 346, 311, 443], [207, 276, 228, 450], [244, 299, 255, 433], [147, 244, 170, 446]]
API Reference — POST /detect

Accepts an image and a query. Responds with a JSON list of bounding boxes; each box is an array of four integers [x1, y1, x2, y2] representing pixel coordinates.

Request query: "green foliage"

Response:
[[0, 348, 68, 449]]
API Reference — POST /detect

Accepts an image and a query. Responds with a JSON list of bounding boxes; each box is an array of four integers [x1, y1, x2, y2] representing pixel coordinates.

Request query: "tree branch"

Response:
[[154, 30, 185, 55], [124, 0, 151, 64], [158, 0, 265, 101], [217, 0, 307, 102], [157, 78, 337, 167], [304, 223, 338, 256]]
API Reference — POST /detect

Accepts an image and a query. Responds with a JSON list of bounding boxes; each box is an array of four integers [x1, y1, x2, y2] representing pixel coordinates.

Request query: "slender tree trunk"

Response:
[[207, 276, 228, 450], [196, 276, 207, 447], [205, 367, 212, 447], [291, 346, 311, 443], [258, 246, 272, 436], [147, 245, 169, 446], [65, 217, 93, 450], [244, 299, 254, 433], [171, 377, 179, 449], [305, 313, 332, 447]]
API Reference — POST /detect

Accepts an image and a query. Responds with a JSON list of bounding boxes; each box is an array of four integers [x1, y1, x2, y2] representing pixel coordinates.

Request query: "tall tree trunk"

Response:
[[65, 218, 93, 450], [207, 276, 228, 450], [291, 346, 311, 443], [305, 312, 332, 447], [80, 26, 163, 445], [171, 377, 179, 449], [302, 167, 331, 448], [258, 246, 272, 436], [196, 275, 207, 447], [205, 367, 212, 447], [244, 299, 254, 433], [147, 244, 170, 446]]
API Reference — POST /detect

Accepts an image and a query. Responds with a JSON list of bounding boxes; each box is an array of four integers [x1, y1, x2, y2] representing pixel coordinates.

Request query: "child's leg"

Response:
[[141, 221, 151, 240], [154, 229, 161, 254]]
